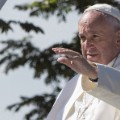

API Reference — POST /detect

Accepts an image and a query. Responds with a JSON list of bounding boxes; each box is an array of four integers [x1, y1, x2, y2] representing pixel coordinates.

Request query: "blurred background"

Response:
[[0, 0, 119, 120]]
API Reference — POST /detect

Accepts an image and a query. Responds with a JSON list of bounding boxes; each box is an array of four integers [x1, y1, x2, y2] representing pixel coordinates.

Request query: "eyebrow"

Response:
[[79, 30, 104, 37]]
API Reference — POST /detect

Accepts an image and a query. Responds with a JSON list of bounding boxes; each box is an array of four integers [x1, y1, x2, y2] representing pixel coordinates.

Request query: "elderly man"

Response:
[[47, 4, 120, 120]]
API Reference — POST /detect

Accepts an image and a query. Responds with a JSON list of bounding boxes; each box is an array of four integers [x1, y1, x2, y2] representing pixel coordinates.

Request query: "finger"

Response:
[[57, 57, 73, 66], [52, 47, 80, 56], [52, 48, 69, 53]]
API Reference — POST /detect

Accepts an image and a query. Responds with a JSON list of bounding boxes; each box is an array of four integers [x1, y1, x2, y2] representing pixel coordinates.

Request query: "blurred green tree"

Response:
[[0, 0, 119, 120]]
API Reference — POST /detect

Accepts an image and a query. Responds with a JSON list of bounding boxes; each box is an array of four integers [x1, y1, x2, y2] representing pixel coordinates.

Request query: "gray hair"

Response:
[[104, 13, 120, 31], [83, 4, 120, 31]]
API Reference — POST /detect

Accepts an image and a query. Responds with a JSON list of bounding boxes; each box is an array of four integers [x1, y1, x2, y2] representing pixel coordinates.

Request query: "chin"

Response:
[[87, 57, 99, 63]]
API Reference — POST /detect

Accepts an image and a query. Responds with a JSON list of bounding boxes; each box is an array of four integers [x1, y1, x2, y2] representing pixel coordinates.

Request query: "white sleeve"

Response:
[[82, 64, 120, 109]]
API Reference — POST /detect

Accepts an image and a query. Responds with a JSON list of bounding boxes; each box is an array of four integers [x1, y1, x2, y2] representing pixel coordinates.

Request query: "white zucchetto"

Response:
[[84, 4, 120, 22]]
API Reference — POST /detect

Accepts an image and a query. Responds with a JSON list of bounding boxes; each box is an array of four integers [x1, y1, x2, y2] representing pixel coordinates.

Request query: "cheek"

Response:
[[99, 43, 114, 51], [81, 43, 86, 54], [96, 46, 107, 57], [97, 45, 114, 58]]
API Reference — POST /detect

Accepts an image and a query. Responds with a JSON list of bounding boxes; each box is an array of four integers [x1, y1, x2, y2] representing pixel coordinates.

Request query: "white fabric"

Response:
[[84, 4, 120, 22], [82, 54, 120, 109], [0, 0, 7, 9], [65, 57, 117, 120], [46, 74, 83, 120], [47, 54, 120, 120]]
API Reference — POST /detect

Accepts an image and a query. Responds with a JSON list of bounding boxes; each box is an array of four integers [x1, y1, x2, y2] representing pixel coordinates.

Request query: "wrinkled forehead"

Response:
[[78, 10, 115, 35], [78, 10, 107, 26]]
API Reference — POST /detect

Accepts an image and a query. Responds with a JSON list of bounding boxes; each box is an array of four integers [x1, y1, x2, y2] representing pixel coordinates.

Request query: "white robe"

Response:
[[47, 54, 120, 120]]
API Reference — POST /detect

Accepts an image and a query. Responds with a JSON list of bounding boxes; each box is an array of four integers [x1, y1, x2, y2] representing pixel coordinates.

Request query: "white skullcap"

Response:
[[84, 4, 120, 22], [0, 0, 7, 9]]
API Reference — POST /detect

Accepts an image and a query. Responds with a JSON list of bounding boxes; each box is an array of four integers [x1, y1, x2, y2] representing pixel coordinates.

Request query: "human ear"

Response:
[[115, 30, 120, 50]]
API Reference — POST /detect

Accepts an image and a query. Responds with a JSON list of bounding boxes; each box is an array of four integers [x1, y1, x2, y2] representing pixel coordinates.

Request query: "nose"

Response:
[[83, 39, 94, 48]]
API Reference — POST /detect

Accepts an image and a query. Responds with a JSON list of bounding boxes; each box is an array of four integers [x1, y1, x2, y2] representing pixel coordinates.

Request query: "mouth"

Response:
[[86, 53, 98, 61], [87, 52, 97, 56], [87, 53, 98, 57]]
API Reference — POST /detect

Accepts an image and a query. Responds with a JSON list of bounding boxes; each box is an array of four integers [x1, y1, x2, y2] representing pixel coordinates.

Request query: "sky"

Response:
[[0, 0, 79, 120]]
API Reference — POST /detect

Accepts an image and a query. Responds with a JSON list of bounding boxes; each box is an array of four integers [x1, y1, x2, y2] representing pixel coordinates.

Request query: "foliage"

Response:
[[0, 0, 119, 120], [0, 35, 79, 83], [7, 86, 61, 120]]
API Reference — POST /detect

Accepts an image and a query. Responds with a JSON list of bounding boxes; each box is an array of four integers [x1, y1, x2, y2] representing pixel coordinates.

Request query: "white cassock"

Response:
[[47, 54, 120, 120], [0, 0, 7, 9]]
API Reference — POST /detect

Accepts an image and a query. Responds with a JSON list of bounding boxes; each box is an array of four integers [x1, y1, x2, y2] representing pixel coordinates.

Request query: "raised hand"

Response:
[[52, 47, 98, 79]]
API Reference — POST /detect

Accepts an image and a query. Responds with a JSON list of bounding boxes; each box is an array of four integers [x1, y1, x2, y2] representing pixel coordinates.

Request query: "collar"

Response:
[[107, 53, 120, 67]]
